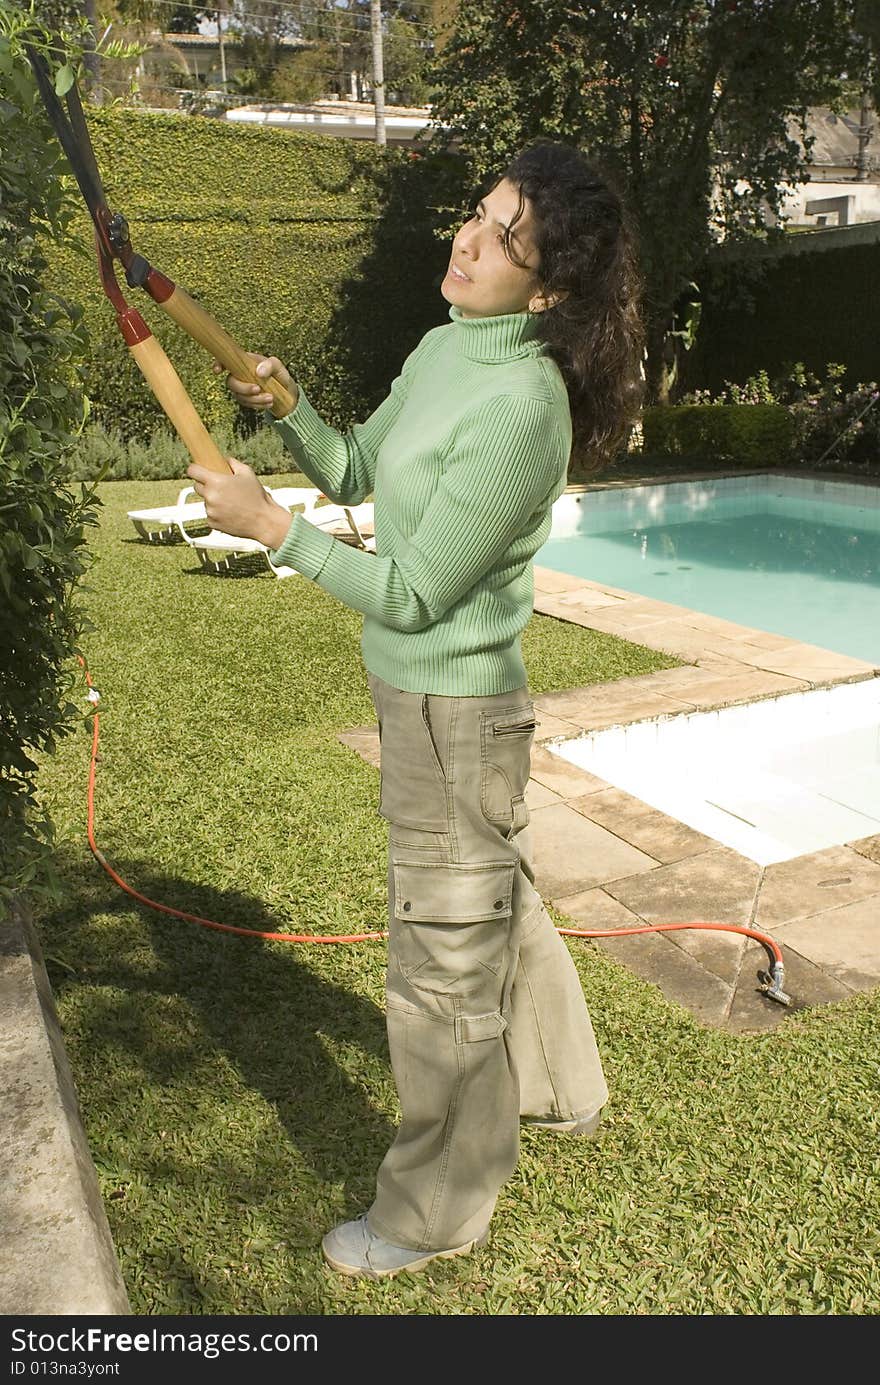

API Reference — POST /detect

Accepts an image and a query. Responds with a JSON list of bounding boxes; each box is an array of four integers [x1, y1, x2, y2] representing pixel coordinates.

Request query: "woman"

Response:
[[188, 141, 644, 1280]]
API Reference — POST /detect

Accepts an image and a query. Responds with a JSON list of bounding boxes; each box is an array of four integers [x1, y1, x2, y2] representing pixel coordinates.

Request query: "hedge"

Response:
[[641, 403, 795, 466], [684, 236, 880, 396], [42, 109, 453, 441], [1, 20, 98, 914]]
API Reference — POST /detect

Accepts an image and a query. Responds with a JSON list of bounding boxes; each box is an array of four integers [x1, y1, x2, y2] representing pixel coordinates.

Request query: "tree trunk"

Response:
[[81, 0, 102, 106], [644, 316, 674, 406]]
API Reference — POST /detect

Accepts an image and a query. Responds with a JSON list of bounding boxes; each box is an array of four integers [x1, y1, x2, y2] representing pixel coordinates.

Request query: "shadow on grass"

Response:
[[40, 853, 394, 1207]]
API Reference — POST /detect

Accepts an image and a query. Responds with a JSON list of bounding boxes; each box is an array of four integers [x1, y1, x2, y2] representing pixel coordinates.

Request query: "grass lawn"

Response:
[[34, 475, 880, 1316]]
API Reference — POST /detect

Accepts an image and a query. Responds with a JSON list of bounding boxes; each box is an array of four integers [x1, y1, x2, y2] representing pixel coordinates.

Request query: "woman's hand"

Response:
[[186, 458, 294, 551], [214, 353, 298, 413]]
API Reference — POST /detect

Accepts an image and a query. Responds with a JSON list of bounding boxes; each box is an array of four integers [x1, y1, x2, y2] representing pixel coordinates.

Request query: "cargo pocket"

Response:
[[391, 860, 515, 997], [377, 692, 449, 831], [480, 702, 536, 829]]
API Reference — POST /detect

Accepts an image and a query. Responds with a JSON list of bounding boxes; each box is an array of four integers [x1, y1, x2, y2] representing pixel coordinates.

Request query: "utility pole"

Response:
[[217, 2, 227, 89], [855, 84, 873, 181], [82, 0, 103, 105], [370, 0, 386, 148]]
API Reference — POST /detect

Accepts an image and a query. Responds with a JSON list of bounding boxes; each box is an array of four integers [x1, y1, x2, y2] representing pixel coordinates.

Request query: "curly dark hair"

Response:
[[490, 142, 645, 477]]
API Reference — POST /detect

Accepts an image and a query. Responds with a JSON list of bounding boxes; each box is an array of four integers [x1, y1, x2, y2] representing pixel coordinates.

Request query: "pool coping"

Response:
[[342, 467, 880, 1034]]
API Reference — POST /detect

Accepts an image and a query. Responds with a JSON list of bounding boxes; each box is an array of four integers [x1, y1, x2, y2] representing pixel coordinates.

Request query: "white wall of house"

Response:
[[779, 178, 880, 227], [225, 101, 434, 144]]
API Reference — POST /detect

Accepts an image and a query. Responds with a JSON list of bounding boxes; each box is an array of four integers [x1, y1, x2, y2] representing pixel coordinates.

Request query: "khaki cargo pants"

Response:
[[366, 673, 608, 1252]]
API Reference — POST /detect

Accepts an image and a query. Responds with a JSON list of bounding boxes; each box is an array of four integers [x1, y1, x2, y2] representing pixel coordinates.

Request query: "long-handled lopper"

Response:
[[25, 40, 296, 474]]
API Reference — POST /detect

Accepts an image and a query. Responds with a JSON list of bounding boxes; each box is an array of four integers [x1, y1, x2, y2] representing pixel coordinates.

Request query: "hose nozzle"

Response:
[[759, 961, 792, 1007]]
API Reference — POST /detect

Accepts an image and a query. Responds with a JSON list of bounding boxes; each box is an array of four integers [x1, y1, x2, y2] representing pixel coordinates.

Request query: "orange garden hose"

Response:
[[78, 659, 792, 1004]]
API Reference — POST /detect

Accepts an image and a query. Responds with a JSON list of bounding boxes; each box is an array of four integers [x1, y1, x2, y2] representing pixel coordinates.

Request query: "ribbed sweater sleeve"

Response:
[[270, 392, 565, 632], [272, 336, 430, 504]]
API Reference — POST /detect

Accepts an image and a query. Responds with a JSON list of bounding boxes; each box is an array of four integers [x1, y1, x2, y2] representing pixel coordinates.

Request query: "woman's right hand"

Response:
[[214, 352, 298, 413]]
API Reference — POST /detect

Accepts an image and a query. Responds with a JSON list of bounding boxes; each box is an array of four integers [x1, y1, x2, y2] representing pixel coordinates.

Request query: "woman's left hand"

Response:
[[186, 458, 294, 551]]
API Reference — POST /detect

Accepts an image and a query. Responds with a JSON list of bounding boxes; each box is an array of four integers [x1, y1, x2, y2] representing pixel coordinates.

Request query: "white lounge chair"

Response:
[[127, 485, 207, 543], [189, 497, 375, 578], [127, 484, 327, 545]]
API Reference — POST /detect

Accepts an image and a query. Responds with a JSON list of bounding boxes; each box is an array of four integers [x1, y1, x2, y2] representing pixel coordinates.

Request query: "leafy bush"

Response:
[[785, 368, 880, 470], [641, 403, 794, 467], [0, 12, 98, 914], [680, 363, 880, 470], [68, 419, 291, 481]]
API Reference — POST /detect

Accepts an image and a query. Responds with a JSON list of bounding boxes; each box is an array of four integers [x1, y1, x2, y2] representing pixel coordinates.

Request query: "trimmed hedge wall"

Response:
[[44, 110, 452, 440], [684, 237, 880, 395], [641, 403, 795, 466]]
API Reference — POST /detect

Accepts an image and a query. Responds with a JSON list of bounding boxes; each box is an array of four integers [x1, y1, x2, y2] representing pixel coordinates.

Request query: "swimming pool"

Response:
[[539, 474, 880, 663]]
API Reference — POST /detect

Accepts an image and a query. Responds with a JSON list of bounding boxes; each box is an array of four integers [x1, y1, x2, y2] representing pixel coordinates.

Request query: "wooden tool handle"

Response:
[[128, 334, 231, 474], [158, 286, 297, 419]]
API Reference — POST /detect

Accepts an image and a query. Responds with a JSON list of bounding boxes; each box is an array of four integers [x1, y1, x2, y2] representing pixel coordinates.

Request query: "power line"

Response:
[[121, 0, 440, 35]]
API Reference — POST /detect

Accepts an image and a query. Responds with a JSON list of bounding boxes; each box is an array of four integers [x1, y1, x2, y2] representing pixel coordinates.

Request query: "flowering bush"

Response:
[[680, 363, 880, 470]]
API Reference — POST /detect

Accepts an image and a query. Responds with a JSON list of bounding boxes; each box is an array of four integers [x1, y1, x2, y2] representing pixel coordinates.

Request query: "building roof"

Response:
[[791, 106, 877, 173]]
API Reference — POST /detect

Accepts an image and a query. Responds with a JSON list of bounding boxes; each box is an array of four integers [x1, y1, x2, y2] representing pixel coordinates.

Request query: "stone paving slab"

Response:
[[558, 599, 686, 629], [533, 708, 582, 740], [684, 613, 786, 640], [568, 787, 717, 864], [525, 778, 563, 810], [580, 618, 792, 667], [338, 725, 381, 768], [666, 669, 808, 708], [554, 588, 630, 612], [657, 921, 748, 988], [754, 845, 880, 929], [529, 744, 609, 797], [725, 940, 853, 1033], [552, 886, 646, 931], [693, 655, 756, 675], [533, 565, 587, 594], [773, 898, 880, 991], [742, 644, 878, 680], [602, 847, 762, 927], [528, 802, 658, 898], [621, 663, 760, 693], [851, 834, 880, 866], [596, 931, 736, 1030], [533, 683, 693, 730], [0, 904, 130, 1314]]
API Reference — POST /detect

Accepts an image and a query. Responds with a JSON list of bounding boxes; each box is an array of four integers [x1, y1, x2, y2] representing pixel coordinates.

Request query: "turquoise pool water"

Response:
[[538, 474, 880, 663]]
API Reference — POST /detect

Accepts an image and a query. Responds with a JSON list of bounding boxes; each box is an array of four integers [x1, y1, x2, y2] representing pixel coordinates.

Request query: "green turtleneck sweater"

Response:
[[270, 305, 572, 695]]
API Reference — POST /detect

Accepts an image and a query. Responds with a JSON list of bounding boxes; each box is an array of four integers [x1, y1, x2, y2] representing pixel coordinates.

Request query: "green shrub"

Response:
[[68, 420, 291, 481], [679, 363, 880, 471], [641, 403, 795, 466], [0, 14, 98, 914]]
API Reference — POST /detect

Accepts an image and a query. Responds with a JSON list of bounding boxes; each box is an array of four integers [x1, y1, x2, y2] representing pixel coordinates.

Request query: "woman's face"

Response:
[[440, 177, 545, 319]]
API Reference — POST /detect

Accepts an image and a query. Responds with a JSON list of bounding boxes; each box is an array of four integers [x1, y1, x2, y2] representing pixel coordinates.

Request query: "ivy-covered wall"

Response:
[[683, 234, 880, 394], [45, 110, 452, 439]]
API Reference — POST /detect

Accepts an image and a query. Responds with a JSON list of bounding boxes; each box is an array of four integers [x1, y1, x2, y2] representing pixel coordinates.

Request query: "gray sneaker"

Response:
[[523, 1109, 603, 1137], [322, 1214, 488, 1280]]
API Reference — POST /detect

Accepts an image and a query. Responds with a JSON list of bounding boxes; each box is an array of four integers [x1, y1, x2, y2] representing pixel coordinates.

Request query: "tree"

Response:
[[429, 1, 871, 402], [288, 1, 434, 104], [853, 0, 879, 113], [165, 5, 214, 33]]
